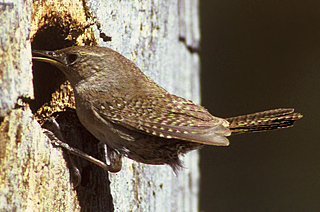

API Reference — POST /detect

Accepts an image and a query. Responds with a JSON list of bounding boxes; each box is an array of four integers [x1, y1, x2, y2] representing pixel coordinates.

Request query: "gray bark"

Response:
[[0, 0, 200, 211]]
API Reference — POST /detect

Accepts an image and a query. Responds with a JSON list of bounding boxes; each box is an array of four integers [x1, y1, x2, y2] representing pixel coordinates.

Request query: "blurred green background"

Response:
[[199, 1, 319, 211]]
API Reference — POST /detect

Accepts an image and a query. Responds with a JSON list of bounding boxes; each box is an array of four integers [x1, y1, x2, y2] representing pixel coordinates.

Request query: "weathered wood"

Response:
[[0, 0, 200, 211], [0, 1, 33, 117]]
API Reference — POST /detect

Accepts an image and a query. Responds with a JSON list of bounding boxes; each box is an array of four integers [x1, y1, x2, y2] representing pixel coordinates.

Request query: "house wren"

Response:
[[32, 46, 302, 172]]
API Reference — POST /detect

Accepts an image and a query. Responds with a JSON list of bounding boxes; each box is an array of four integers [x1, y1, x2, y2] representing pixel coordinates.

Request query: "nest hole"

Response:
[[30, 14, 96, 123]]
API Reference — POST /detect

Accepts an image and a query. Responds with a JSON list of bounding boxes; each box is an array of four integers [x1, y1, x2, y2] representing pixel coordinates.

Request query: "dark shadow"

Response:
[[199, 1, 318, 211]]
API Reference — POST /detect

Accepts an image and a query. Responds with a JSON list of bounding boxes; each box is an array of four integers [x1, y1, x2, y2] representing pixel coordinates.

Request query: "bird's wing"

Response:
[[92, 93, 231, 146]]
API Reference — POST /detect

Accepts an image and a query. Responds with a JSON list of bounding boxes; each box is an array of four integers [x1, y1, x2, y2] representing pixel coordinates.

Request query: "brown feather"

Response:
[[226, 108, 303, 134], [93, 92, 231, 146]]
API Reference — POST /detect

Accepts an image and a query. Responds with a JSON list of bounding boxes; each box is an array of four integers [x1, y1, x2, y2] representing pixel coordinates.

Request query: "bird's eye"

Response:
[[67, 53, 78, 64]]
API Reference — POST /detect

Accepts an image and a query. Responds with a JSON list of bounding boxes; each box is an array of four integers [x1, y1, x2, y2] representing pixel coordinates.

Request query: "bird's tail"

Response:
[[225, 108, 303, 134]]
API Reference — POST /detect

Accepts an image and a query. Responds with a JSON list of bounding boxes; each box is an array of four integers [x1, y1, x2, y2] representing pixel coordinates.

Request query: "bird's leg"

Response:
[[42, 123, 82, 187], [42, 117, 117, 179]]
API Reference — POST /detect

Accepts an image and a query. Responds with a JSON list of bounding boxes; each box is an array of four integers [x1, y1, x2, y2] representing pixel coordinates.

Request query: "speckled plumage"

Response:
[[32, 46, 302, 172]]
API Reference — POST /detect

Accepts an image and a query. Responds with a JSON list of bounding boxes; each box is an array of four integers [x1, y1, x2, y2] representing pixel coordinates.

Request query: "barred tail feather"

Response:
[[225, 108, 303, 134]]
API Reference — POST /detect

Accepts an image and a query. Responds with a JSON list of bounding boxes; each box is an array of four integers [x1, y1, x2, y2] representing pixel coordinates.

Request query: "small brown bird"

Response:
[[32, 46, 302, 173]]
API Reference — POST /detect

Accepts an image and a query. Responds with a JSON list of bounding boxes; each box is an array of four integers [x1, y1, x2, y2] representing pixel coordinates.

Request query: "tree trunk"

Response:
[[0, 0, 200, 211]]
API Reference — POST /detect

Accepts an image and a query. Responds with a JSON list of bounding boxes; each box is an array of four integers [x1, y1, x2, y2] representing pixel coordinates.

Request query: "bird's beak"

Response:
[[32, 50, 64, 66]]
